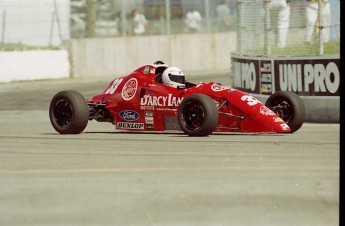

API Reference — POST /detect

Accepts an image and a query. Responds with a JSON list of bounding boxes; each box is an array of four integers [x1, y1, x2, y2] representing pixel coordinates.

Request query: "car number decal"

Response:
[[105, 78, 123, 94], [241, 95, 258, 106]]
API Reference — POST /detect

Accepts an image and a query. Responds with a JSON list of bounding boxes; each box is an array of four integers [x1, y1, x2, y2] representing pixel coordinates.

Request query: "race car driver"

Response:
[[162, 66, 186, 88]]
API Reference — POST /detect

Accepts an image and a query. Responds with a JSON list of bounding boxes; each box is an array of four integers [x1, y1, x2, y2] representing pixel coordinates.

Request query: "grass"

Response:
[[1, 39, 339, 56], [254, 40, 340, 57], [0, 43, 60, 51]]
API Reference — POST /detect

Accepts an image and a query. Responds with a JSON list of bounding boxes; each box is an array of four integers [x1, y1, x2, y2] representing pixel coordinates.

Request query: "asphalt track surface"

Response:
[[0, 74, 340, 226]]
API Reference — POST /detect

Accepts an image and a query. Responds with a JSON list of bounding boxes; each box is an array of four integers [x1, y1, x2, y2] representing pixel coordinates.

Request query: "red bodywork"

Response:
[[87, 64, 291, 133]]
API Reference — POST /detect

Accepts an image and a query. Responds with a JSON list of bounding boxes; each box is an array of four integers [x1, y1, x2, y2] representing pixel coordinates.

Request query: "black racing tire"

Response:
[[49, 90, 89, 134], [265, 91, 305, 133], [178, 94, 218, 136]]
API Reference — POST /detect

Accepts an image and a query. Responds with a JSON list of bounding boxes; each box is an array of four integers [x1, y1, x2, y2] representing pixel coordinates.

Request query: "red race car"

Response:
[[49, 61, 305, 136]]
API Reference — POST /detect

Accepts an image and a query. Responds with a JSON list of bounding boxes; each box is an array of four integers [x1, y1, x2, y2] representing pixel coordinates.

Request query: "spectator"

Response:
[[216, 0, 231, 31], [265, 0, 291, 48], [130, 9, 148, 35], [304, 0, 330, 44], [184, 6, 202, 33], [329, 0, 340, 41]]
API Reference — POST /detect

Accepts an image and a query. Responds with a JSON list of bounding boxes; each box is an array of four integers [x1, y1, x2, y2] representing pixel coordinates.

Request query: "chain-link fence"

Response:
[[70, 0, 239, 37], [0, 0, 340, 56], [236, 0, 340, 56], [0, 0, 70, 50], [70, 0, 339, 56]]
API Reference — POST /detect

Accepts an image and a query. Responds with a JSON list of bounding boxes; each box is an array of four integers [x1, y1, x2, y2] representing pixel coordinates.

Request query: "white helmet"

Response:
[[162, 67, 185, 87]]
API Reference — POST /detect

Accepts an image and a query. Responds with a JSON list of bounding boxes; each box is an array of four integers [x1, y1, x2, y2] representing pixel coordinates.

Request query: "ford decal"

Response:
[[119, 110, 139, 121]]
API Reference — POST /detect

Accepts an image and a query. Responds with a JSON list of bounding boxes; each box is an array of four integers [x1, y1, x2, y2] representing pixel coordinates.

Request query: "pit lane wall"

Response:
[[69, 32, 236, 78], [231, 54, 340, 123], [1, 33, 235, 83], [0, 50, 69, 83]]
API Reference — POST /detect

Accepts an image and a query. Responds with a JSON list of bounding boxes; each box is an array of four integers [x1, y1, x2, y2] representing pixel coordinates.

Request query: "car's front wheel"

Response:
[[49, 90, 89, 134], [178, 94, 218, 136], [265, 91, 305, 133]]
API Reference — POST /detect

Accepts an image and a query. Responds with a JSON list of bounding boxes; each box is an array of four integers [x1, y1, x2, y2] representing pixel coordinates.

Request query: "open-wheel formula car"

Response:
[[49, 61, 305, 136]]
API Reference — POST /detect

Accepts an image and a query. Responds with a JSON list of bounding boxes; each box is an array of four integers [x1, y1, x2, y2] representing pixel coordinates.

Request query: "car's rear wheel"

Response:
[[178, 94, 218, 136], [49, 90, 89, 134], [265, 91, 305, 133]]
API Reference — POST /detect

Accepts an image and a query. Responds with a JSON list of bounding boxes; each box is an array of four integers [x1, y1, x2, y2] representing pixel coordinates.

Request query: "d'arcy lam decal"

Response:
[[140, 94, 183, 107]]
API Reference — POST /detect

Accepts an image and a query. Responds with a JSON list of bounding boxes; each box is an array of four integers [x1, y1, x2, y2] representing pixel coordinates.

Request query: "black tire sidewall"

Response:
[[49, 90, 89, 134], [178, 94, 218, 136], [266, 91, 305, 133]]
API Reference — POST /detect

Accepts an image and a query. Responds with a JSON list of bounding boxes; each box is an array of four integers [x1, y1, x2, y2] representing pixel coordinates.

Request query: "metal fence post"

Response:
[[204, 0, 210, 33], [49, 11, 56, 46], [1, 10, 6, 47], [318, 0, 324, 55], [264, 1, 271, 56], [53, 0, 63, 44], [237, 1, 243, 55], [86, 0, 97, 37], [121, 0, 127, 37], [165, 0, 170, 36]]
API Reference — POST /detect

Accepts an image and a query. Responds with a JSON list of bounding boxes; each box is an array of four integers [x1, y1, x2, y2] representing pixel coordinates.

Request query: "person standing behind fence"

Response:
[[130, 9, 148, 35], [304, 0, 330, 44], [184, 6, 202, 33], [265, 0, 291, 48], [216, 0, 231, 32]]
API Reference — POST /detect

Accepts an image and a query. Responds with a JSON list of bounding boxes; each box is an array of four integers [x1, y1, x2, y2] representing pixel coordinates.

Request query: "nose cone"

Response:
[[270, 116, 291, 133], [256, 105, 291, 133]]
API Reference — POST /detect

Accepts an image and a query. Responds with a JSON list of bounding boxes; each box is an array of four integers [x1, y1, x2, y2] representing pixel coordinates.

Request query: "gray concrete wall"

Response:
[[69, 32, 237, 78]]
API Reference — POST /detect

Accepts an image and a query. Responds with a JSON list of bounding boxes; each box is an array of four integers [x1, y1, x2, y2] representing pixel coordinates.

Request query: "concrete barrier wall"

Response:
[[0, 33, 236, 83], [0, 50, 70, 83], [69, 32, 237, 78]]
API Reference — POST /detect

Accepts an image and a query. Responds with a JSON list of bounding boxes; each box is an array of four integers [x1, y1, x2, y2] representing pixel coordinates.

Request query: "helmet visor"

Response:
[[169, 74, 185, 84]]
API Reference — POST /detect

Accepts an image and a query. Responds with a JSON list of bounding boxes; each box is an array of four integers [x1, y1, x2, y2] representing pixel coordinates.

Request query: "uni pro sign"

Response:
[[232, 57, 260, 94], [231, 56, 340, 96], [274, 59, 340, 96]]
